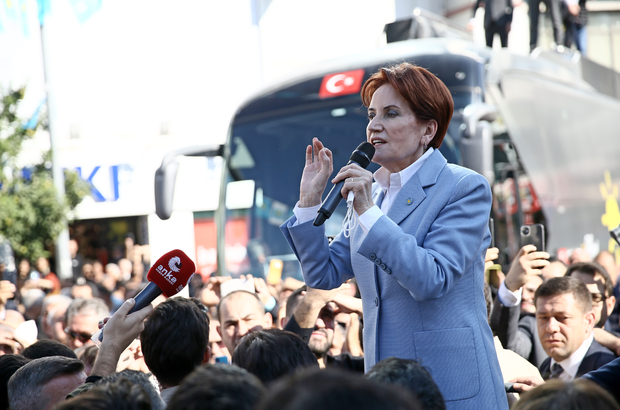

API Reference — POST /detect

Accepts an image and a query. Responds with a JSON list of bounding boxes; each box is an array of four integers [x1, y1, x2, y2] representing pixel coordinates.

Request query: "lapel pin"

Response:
[[406, 198, 413, 205]]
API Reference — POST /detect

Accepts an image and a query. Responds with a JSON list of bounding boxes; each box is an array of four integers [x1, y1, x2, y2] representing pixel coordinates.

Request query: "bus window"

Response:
[[225, 103, 372, 278], [224, 89, 478, 278]]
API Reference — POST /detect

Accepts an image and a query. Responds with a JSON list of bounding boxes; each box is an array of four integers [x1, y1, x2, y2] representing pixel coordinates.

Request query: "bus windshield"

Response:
[[223, 89, 474, 280]]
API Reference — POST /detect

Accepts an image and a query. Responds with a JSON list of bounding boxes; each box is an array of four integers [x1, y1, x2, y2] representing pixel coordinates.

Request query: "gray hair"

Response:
[[105, 263, 121, 275], [8, 356, 85, 410], [21, 289, 46, 311], [42, 294, 73, 314], [102, 370, 165, 410], [65, 297, 110, 324], [43, 295, 74, 328]]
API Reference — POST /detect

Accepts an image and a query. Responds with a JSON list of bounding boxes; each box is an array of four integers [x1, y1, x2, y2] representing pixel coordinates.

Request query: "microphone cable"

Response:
[[342, 191, 358, 238]]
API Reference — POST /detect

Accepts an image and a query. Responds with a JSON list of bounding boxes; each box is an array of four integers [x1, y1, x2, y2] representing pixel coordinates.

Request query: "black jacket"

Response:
[[490, 295, 548, 368], [539, 339, 615, 380], [583, 356, 620, 403]]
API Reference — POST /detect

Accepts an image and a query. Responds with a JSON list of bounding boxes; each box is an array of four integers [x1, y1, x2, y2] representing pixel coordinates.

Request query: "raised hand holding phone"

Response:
[[504, 244, 550, 292]]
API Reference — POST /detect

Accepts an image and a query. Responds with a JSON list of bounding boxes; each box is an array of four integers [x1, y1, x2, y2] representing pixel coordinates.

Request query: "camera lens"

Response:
[[521, 226, 530, 235]]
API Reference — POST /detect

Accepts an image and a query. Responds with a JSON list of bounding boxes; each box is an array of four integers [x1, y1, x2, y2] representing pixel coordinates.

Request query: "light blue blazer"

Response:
[[281, 150, 507, 410]]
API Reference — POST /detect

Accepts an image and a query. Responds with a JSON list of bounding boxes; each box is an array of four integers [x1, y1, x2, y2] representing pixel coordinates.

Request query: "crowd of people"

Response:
[[0, 60, 619, 410], [471, 0, 589, 55], [0, 237, 619, 409]]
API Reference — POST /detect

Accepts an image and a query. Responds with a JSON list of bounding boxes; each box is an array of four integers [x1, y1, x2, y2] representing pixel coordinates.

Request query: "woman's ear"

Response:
[[424, 120, 438, 148]]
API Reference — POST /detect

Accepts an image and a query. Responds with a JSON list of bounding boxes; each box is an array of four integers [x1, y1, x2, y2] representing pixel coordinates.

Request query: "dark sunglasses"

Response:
[[64, 327, 93, 343], [591, 293, 607, 304]]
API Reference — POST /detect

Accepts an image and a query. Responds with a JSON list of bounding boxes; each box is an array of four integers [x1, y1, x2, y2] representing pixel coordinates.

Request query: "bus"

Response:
[[155, 36, 620, 279]]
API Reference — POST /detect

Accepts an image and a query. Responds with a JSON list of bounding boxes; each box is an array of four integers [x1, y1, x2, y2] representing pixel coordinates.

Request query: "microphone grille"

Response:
[[146, 249, 196, 297], [349, 142, 375, 169], [355, 142, 375, 161]]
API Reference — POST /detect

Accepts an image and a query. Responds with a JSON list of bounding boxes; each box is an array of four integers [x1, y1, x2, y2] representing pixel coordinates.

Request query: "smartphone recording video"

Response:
[[520, 224, 545, 252]]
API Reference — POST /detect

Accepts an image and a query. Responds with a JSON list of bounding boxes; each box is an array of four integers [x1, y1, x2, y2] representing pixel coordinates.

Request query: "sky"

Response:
[[0, 0, 397, 218], [1, 0, 396, 152]]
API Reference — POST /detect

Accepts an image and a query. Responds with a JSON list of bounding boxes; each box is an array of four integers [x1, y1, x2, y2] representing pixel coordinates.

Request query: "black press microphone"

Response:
[[313, 142, 375, 226]]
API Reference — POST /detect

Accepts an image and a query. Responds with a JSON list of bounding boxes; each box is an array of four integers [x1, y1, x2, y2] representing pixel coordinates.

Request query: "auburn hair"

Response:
[[361, 62, 454, 149]]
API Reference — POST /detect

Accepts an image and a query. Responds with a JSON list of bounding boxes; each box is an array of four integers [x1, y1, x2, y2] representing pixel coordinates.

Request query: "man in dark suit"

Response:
[[528, 0, 564, 51], [582, 356, 620, 403], [535, 277, 615, 380], [473, 0, 514, 48]]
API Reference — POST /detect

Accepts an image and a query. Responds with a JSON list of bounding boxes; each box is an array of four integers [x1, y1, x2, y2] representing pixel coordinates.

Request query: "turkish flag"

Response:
[[318, 69, 365, 99]]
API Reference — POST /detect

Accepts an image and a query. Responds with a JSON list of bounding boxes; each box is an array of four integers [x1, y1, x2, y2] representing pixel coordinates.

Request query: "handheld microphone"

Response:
[[314, 142, 375, 226], [92, 249, 196, 345]]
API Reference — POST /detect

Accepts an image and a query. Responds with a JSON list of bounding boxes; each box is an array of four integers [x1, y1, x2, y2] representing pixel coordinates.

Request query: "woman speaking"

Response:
[[281, 63, 507, 410]]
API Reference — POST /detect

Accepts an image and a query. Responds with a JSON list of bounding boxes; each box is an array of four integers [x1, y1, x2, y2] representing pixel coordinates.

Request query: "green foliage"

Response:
[[64, 167, 91, 210], [0, 87, 89, 262], [0, 88, 35, 183]]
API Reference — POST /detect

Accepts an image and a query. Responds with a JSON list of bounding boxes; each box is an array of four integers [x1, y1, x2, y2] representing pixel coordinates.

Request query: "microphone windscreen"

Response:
[[356, 141, 375, 160], [350, 142, 375, 168], [146, 249, 196, 297]]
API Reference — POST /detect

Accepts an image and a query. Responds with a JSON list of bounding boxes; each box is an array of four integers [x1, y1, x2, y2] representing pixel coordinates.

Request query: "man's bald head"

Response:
[[595, 251, 619, 285], [541, 259, 567, 281], [216, 291, 272, 354], [217, 291, 264, 322]]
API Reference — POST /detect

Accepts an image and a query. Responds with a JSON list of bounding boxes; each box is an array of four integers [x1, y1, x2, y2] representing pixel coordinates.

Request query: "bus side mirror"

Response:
[[460, 103, 497, 186], [154, 145, 225, 220], [155, 160, 180, 220]]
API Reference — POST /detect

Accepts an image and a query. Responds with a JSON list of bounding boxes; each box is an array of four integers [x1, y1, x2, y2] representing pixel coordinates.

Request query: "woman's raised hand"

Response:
[[299, 138, 333, 207]]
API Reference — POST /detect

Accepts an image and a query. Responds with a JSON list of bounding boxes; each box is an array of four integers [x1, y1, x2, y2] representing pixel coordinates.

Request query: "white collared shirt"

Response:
[[550, 333, 594, 382], [159, 385, 178, 405], [497, 280, 523, 307], [293, 148, 434, 228], [357, 147, 434, 232]]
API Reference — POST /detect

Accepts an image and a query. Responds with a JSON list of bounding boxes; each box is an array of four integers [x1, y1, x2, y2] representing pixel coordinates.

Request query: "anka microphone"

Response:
[[314, 142, 375, 226], [93, 249, 196, 345], [129, 249, 196, 311]]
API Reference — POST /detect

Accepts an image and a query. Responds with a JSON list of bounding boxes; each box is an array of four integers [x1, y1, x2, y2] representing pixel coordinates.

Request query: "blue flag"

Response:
[[36, 0, 50, 26], [68, 0, 101, 23]]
